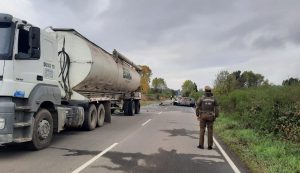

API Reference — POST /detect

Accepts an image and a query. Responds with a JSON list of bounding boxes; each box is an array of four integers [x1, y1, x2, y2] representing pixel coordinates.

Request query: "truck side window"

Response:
[[18, 29, 30, 54]]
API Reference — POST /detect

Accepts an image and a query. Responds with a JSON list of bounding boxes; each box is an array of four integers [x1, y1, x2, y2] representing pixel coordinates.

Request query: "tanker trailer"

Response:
[[0, 13, 141, 150], [53, 28, 142, 116]]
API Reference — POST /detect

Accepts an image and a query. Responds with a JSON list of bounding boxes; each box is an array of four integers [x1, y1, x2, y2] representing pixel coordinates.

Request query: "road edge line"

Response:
[[72, 143, 118, 173], [191, 107, 241, 173], [213, 137, 241, 173], [142, 119, 152, 126]]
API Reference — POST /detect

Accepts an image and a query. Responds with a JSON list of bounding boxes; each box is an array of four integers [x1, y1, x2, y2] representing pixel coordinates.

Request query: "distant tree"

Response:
[[282, 77, 300, 86], [189, 89, 204, 101], [232, 70, 244, 88], [214, 70, 268, 95], [152, 77, 167, 93], [181, 80, 198, 97], [140, 65, 152, 94], [241, 71, 264, 88], [214, 70, 236, 95]]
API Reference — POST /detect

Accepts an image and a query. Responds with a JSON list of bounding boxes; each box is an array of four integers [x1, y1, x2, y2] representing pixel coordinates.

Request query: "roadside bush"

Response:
[[216, 85, 300, 142]]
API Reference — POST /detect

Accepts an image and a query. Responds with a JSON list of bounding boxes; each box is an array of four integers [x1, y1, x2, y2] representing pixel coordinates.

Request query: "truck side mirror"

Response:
[[29, 27, 40, 59]]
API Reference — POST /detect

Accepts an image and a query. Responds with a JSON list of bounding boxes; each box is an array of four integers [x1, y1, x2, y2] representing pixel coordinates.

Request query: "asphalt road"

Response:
[[0, 103, 245, 173]]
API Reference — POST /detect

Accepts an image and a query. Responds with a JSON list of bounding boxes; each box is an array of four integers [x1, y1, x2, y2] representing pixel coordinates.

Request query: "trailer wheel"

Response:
[[83, 104, 97, 131], [97, 104, 105, 127], [28, 109, 53, 150], [123, 100, 135, 116], [104, 102, 112, 123], [134, 100, 140, 114], [123, 100, 129, 115], [128, 101, 135, 116]]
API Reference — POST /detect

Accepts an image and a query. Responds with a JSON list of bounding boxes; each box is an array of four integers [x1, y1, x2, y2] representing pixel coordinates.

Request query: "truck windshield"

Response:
[[0, 22, 13, 60]]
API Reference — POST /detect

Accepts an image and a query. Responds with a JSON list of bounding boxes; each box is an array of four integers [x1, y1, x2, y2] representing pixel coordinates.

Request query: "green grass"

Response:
[[215, 114, 300, 173]]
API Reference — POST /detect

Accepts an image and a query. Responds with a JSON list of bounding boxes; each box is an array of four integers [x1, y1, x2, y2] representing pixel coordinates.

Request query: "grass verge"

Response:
[[215, 114, 300, 173]]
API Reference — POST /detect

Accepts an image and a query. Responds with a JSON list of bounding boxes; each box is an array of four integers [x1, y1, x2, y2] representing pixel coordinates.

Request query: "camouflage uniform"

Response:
[[196, 86, 219, 149]]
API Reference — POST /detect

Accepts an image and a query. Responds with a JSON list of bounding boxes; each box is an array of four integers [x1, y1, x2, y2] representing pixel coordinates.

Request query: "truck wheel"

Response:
[[134, 100, 140, 114], [128, 100, 135, 116], [28, 109, 53, 150], [97, 104, 105, 127], [104, 102, 111, 123], [123, 100, 135, 116], [83, 104, 97, 131], [123, 100, 129, 115]]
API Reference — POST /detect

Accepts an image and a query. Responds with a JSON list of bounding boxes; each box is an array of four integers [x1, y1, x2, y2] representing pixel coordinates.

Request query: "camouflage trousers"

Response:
[[199, 113, 215, 147]]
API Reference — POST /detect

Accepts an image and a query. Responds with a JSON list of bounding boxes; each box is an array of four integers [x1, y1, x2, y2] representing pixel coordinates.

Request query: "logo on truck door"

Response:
[[123, 68, 132, 80]]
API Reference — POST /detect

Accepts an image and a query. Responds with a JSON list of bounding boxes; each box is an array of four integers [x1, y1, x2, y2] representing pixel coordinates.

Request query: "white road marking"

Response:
[[158, 111, 162, 114], [72, 143, 118, 173], [213, 137, 241, 173], [142, 119, 152, 126], [190, 107, 195, 114], [190, 108, 241, 173]]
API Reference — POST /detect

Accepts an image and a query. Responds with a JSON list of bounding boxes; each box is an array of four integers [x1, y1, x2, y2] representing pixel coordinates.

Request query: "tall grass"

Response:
[[217, 85, 300, 142], [215, 85, 300, 173]]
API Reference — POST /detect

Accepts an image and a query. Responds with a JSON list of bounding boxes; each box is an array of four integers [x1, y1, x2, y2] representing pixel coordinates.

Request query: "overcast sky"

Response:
[[1, 0, 300, 90]]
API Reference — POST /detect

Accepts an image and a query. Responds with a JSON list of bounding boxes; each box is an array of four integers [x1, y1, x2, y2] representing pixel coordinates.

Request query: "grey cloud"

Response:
[[2, 0, 299, 89], [223, 0, 300, 50], [94, 0, 237, 49], [252, 35, 285, 49], [287, 23, 300, 44]]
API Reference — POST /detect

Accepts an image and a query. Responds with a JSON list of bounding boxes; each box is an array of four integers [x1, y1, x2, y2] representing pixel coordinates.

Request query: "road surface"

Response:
[[0, 102, 246, 173]]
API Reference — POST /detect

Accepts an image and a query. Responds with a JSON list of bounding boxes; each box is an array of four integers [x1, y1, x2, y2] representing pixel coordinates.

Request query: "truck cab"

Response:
[[0, 13, 61, 149]]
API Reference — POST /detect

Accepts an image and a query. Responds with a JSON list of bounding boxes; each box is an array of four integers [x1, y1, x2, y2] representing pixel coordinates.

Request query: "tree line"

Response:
[[140, 65, 299, 101], [139, 65, 176, 100], [213, 70, 269, 95], [214, 70, 300, 95], [139, 65, 203, 101]]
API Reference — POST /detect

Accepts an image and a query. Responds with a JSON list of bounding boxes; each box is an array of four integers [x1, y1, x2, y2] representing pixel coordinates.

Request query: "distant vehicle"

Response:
[[173, 97, 195, 107]]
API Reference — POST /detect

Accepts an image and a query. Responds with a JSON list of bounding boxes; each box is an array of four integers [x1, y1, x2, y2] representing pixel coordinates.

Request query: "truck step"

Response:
[[15, 106, 31, 111], [13, 122, 32, 128], [13, 138, 32, 143]]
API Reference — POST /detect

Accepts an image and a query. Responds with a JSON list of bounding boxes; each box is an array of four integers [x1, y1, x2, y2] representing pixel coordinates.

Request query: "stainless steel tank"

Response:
[[54, 29, 141, 100]]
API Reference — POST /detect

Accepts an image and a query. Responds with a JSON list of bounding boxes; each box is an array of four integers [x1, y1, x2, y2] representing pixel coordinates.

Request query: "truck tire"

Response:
[[28, 109, 53, 150], [97, 104, 105, 127], [123, 100, 135, 116], [104, 102, 111, 123], [134, 100, 140, 114], [123, 100, 129, 115], [83, 104, 97, 131], [128, 100, 135, 116]]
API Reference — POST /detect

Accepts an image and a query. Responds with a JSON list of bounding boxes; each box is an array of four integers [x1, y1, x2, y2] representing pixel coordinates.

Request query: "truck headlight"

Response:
[[0, 118, 5, 129]]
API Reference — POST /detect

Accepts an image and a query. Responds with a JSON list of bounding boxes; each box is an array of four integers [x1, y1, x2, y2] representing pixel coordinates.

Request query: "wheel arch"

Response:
[[28, 84, 61, 133], [28, 84, 61, 112]]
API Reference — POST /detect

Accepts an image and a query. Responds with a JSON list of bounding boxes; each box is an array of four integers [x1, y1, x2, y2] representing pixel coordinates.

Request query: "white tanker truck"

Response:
[[0, 14, 142, 149]]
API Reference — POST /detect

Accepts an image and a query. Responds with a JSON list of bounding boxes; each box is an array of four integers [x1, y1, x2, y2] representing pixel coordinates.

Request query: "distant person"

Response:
[[195, 86, 219, 150]]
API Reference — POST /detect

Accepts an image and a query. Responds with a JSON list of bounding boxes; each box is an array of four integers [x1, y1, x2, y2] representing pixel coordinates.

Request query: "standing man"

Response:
[[196, 86, 219, 150]]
